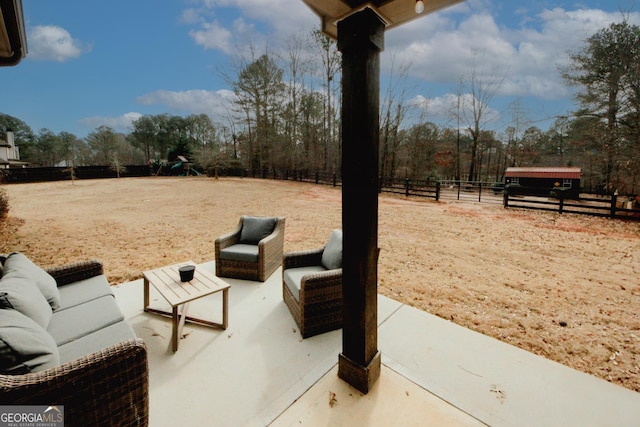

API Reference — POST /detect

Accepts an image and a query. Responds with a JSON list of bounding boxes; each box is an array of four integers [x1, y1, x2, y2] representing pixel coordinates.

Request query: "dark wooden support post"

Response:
[[337, 7, 384, 395]]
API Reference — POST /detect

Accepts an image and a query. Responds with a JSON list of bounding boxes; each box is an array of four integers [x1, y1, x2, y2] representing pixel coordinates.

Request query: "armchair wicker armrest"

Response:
[[283, 248, 324, 270], [0, 338, 149, 427], [258, 218, 286, 281], [44, 260, 104, 287], [214, 223, 243, 252]]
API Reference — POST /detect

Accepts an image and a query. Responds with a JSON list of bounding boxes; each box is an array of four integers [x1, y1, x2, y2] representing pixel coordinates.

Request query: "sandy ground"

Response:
[[1, 177, 639, 392]]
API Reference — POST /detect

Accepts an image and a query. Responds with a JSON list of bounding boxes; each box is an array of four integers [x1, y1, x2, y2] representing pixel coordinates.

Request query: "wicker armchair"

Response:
[[215, 216, 286, 282], [282, 230, 342, 338]]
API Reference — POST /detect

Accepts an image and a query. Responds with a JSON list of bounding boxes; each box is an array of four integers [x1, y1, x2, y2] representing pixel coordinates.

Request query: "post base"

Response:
[[338, 350, 381, 394]]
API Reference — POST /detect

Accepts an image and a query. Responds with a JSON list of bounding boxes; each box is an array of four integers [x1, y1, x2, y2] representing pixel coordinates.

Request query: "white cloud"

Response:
[[410, 93, 501, 128], [136, 89, 237, 121], [189, 18, 253, 55], [28, 25, 90, 62], [79, 112, 142, 133], [385, 7, 640, 100], [185, 0, 315, 57]]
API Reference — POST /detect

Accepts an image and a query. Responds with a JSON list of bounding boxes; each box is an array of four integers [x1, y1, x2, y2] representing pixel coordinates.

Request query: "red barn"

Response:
[[504, 167, 582, 198]]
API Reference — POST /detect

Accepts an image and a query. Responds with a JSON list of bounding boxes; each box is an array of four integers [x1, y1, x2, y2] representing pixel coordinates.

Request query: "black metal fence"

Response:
[[3, 165, 639, 221], [503, 189, 640, 220], [437, 180, 505, 205]]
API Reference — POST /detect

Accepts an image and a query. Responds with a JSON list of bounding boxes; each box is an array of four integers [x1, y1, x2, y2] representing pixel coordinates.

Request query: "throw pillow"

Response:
[[0, 308, 60, 374], [0, 272, 53, 329], [321, 229, 343, 270], [239, 216, 277, 245], [3, 253, 60, 310]]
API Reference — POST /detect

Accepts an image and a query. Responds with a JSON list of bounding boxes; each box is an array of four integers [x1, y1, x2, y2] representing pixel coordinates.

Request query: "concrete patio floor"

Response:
[[113, 261, 640, 426]]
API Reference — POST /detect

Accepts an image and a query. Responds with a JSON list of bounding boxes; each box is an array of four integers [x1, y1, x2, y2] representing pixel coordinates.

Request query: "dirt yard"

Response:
[[1, 177, 639, 392]]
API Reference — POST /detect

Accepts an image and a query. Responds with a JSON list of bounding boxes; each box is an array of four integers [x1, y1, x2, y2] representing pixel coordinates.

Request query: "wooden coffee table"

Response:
[[143, 261, 230, 352]]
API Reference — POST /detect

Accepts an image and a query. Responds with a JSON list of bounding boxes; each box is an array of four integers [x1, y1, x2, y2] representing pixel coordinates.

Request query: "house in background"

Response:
[[0, 129, 27, 168], [505, 167, 582, 198]]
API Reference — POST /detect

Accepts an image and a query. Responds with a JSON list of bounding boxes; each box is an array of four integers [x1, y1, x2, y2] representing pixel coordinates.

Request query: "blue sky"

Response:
[[2, 0, 639, 139]]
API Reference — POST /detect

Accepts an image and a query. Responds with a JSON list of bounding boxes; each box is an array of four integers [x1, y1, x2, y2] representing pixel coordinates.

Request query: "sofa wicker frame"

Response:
[[0, 260, 149, 427], [282, 247, 342, 338], [215, 217, 286, 282]]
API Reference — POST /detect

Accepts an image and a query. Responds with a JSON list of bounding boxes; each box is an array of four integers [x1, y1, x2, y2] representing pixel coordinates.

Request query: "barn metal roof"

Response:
[[505, 167, 581, 179]]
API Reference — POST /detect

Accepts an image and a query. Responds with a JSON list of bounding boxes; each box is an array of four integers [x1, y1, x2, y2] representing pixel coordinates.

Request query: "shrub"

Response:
[[0, 188, 9, 221], [549, 187, 571, 199]]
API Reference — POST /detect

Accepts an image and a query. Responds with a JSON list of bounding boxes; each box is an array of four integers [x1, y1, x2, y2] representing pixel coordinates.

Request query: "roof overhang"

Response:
[[0, 0, 27, 66], [302, 0, 463, 39]]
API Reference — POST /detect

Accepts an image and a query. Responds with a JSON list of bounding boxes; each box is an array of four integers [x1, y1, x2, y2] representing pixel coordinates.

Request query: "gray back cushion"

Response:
[[4, 253, 60, 310], [321, 229, 343, 270], [0, 271, 53, 329], [239, 216, 277, 245], [0, 308, 60, 374]]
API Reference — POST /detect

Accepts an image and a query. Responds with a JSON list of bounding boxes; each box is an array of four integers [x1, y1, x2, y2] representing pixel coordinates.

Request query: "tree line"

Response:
[[2, 23, 640, 194]]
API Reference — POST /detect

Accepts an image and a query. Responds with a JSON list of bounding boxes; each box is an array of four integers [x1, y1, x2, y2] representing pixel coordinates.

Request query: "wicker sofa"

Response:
[[0, 252, 148, 426], [215, 216, 286, 282]]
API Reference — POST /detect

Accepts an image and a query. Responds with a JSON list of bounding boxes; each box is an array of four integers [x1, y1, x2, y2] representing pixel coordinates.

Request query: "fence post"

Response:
[[457, 180, 461, 200], [315, 171, 319, 184], [503, 189, 509, 208], [478, 182, 482, 202], [405, 178, 410, 197], [610, 193, 617, 218], [435, 181, 441, 201], [333, 173, 337, 187], [558, 195, 564, 214]]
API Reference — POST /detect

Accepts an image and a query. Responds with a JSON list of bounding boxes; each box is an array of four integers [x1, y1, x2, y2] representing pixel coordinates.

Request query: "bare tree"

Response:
[[379, 57, 414, 184], [280, 33, 312, 171], [461, 59, 506, 182], [312, 30, 341, 172]]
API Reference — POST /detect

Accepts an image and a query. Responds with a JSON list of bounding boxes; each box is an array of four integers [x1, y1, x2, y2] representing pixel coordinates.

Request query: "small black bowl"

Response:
[[178, 265, 196, 282]]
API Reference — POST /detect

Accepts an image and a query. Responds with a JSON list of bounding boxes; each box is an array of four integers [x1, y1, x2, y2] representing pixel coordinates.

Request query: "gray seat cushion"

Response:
[[321, 229, 343, 270], [57, 275, 114, 311], [283, 266, 327, 302], [47, 295, 124, 346], [58, 320, 136, 364], [239, 216, 276, 244], [0, 308, 60, 374], [219, 244, 259, 263], [3, 252, 60, 310]]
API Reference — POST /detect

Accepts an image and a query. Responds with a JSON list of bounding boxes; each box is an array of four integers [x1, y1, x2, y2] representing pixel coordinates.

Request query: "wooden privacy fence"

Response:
[[1, 165, 151, 183], [503, 189, 640, 221]]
